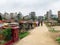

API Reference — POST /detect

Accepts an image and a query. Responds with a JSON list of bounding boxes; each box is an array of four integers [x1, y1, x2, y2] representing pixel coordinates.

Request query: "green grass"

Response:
[[49, 28, 60, 32], [56, 37, 60, 43], [19, 31, 29, 39]]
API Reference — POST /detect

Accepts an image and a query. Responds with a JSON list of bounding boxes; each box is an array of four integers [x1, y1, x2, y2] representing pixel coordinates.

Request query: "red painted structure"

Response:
[[4, 26, 19, 45], [11, 26, 19, 42], [0, 20, 19, 45]]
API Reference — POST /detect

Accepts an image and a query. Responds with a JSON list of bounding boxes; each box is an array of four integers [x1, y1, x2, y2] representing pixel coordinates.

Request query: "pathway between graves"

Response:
[[14, 24, 58, 45]]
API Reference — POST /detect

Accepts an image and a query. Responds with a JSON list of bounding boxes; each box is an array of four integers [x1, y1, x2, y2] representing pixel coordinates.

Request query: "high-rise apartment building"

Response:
[[45, 10, 52, 20], [58, 11, 60, 22]]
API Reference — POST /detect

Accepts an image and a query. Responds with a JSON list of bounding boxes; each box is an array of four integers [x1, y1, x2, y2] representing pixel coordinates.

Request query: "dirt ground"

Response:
[[14, 24, 59, 45]]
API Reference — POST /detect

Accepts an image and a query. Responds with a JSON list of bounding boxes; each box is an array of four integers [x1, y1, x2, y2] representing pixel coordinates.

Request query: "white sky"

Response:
[[0, 0, 60, 16]]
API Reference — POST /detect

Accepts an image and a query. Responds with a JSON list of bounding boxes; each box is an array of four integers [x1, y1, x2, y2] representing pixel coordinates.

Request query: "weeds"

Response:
[[19, 31, 29, 39]]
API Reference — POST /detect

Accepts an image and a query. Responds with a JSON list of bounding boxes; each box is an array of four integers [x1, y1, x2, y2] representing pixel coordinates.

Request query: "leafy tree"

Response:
[[52, 17, 58, 21], [29, 12, 36, 21], [17, 12, 23, 21], [0, 15, 2, 20], [2, 28, 12, 41]]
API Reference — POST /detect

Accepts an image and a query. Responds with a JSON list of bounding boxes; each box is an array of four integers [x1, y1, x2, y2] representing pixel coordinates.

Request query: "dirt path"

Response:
[[14, 24, 58, 45]]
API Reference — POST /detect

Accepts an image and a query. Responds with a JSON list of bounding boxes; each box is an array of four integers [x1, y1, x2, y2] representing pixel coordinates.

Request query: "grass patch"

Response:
[[19, 31, 29, 39], [56, 37, 60, 43], [49, 28, 60, 32]]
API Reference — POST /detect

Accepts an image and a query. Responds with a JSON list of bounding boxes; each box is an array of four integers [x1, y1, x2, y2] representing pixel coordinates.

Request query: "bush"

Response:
[[2, 28, 12, 41], [0, 40, 6, 45], [19, 31, 29, 39], [56, 37, 60, 43], [49, 28, 56, 32]]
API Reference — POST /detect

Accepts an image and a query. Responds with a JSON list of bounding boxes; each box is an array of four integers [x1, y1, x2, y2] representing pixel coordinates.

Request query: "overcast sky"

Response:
[[0, 0, 60, 16]]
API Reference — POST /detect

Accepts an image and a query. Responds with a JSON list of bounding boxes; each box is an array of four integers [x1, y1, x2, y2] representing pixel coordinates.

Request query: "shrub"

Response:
[[0, 40, 5, 45], [2, 28, 12, 41], [49, 28, 56, 32], [56, 37, 60, 43], [19, 31, 29, 39]]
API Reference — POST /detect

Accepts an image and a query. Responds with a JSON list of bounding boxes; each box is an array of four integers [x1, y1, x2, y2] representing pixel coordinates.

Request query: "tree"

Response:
[[2, 28, 12, 41], [17, 12, 23, 21], [29, 12, 36, 21], [0, 15, 2, 20]]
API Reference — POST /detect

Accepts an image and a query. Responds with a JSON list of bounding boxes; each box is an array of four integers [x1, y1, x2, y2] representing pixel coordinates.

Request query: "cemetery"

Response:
[[45, 19, 60, 44], [0, 11, 60, 45], [0, 19, 38, 45]]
